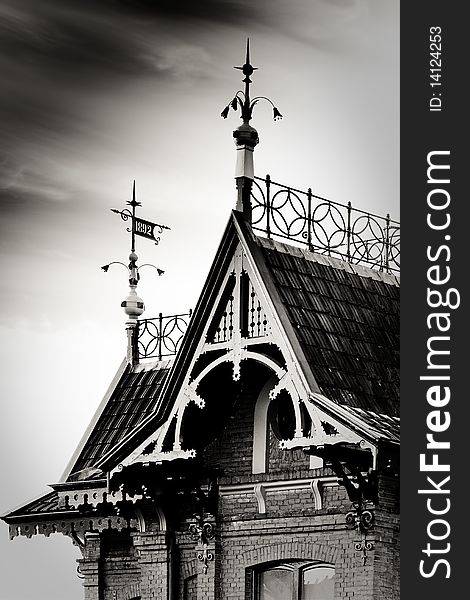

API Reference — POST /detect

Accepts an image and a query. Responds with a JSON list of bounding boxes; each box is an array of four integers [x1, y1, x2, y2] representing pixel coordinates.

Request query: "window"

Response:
[[255, 562, 334, 600]]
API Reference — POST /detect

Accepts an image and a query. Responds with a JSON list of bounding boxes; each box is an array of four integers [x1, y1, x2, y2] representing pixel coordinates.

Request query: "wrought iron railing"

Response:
[[251, 175, 400, 273], [137, 311, 192, 360]]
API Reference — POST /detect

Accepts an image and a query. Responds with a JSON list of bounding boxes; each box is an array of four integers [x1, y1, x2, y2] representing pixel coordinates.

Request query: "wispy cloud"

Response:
[[1, 162, 72, 205]]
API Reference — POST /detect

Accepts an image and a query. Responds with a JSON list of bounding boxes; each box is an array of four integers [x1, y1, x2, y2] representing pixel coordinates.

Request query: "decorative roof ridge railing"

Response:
[[137, 311, 192, 361], [251, 174, 400, 273]]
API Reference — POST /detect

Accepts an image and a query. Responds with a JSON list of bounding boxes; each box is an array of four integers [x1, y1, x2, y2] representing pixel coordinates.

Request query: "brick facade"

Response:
[[76, 364, 399, 600]]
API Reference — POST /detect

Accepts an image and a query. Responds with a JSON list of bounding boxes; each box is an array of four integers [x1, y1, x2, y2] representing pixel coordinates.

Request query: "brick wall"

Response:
[[79, 533, 102, 600], [372, 475, 400, 600], [100, 531, 141, 600], [89, 365, 399, 600], [216, 523, 375, 600]]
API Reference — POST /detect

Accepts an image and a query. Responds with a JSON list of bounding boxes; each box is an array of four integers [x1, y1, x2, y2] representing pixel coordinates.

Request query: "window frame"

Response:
[[251, 561, 335, 600]]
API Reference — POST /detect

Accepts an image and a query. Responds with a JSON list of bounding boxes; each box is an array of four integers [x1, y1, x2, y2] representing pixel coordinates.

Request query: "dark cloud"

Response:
[[111, 0, 259, 23], [0, 4, 159, 80], [0, 0, 261, 151], [0, 0, 261, 82], [0, 0, 259, 76], [0, 0, 259, 208]]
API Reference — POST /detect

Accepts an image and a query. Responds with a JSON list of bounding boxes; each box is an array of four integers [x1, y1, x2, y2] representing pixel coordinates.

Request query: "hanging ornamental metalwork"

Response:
[[137, 311, 192, 360], [251, 175, 400, 273], [188, 516, 215, 574], [346, 502, 375, 566]]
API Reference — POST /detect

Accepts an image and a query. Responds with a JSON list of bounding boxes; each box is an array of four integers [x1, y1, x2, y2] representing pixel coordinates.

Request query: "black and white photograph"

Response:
[[1, 1, 405, 599]]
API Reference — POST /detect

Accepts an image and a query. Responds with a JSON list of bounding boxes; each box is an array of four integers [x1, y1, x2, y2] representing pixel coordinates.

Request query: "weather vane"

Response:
[[101, 181, 170, 330]]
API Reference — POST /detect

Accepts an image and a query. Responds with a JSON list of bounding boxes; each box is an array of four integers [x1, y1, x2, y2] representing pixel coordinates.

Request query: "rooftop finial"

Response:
[[221, 38, 282, 127], [220, 40, 283, 220], [233, 38, 258, 125], [102, 181, 169, 364]]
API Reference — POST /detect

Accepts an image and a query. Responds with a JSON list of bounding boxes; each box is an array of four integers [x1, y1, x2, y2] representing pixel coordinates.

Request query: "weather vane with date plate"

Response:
[[101, 181, 170, 360]]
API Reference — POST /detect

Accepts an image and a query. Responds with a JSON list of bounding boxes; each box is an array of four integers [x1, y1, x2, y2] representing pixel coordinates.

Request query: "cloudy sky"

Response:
[[0, 1, 398, 598]]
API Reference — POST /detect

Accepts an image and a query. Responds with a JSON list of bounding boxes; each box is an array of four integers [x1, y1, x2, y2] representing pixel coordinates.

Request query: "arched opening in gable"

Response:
[[253, 378, 312, 475], [178, 359, 272, 476], [167, 354, 312, 477], [179, 361, 242, 452]]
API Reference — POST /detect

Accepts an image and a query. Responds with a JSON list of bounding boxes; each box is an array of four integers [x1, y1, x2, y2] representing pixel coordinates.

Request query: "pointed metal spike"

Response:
[[246, 38, 250, 65]]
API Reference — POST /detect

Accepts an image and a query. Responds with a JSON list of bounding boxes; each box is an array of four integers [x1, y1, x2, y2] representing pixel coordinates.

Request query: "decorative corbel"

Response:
[[306, 443, 377, 564]]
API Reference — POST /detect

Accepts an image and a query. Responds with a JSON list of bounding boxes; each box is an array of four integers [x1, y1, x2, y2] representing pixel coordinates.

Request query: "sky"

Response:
[[0, 1, 399, 598]]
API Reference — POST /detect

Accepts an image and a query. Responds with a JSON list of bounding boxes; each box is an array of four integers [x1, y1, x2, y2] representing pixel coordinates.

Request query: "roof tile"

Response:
[[259, 242, 399, 417], [68, 363, 170, 478]]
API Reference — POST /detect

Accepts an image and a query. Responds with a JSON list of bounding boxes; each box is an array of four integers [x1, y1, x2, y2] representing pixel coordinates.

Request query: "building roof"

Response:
[[2, 209, 400, 527], [13, 211, 399, 488], [256, 237, 399, 417], [67, 361, 171, 480], [94, 213, 399, 472], [4, 492, 63, 520]]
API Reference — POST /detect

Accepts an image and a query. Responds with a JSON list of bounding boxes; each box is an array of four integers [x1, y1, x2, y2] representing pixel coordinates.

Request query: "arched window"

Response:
[[254, 562, 334, 600]]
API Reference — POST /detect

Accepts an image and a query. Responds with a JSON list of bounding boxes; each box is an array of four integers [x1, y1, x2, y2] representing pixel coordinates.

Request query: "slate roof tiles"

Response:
[[68, 362, 170, 478], [258, 240, 399, 418]]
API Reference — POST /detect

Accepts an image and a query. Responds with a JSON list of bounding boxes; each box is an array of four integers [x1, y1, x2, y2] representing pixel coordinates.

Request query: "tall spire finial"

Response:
[[220, 40, 283, 220], [101, 182, 169, 364], [233, 38, 258, 125]]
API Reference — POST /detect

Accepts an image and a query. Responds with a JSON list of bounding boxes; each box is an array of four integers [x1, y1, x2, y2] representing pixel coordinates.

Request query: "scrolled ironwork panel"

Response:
[[309, 202, 348, 255], [252, 175, 400, 273], [270, 188, 308, 241], [349, 213, 387, 267], [137, 313, 191, 360], [251, 179, 268, 229], [137, 319, 161, 359], [387, 225, 401, 271]]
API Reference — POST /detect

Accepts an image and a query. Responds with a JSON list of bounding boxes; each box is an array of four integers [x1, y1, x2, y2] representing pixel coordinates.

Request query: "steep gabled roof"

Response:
[[3, 209, 400, 529], [256, 237, 399, 417], [95, 212, 399, 472], [92, 214, 244, 471]]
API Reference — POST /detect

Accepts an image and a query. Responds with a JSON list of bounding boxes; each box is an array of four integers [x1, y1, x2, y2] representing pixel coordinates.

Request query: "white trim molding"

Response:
[[219, 477, 338, 514]]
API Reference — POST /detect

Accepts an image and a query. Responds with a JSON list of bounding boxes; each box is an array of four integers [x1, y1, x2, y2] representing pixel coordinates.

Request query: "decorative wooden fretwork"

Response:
[[206, 258, 272, 351], [9, 515, 139, 540], [207, 273, 236, 344], [244, 276, 271, 339], [55, 486, 143, 509], [211, 294, 235, 344]]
